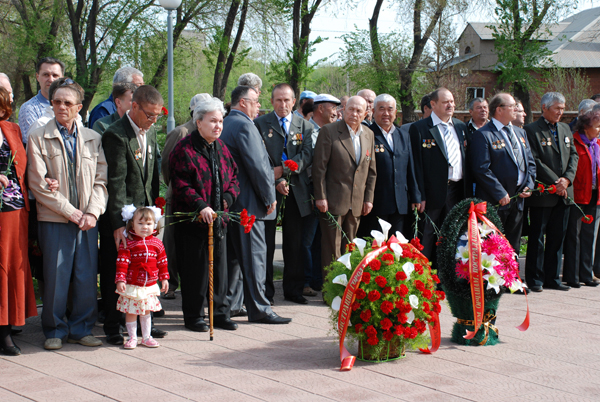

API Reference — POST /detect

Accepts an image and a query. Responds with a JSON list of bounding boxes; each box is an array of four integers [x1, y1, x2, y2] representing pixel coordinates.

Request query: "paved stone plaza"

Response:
[[1, 276, 599, 402]]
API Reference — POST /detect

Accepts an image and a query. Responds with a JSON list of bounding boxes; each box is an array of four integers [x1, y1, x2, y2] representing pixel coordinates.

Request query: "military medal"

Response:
[[422, 140, 427, 148], [565, 137, 570, 147], [292, 141, 297, 146], [431, 140, 436, 146], [135, 148, 142, 160], [148, 145, 152, 159], [268, 128, 273, 138]]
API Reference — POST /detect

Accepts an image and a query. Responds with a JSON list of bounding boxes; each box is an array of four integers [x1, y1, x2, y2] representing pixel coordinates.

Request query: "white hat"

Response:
[[313, 94, 341, 105], [189, 93, 212, 110]]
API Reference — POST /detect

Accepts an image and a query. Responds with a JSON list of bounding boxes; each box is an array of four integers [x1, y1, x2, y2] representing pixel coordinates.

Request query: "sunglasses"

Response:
[[51, 99, 79, 108], [59, 78, 75, 87]]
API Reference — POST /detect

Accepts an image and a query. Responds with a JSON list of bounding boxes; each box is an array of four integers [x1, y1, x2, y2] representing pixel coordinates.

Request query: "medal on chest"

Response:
[[135, 148, 142, 160]]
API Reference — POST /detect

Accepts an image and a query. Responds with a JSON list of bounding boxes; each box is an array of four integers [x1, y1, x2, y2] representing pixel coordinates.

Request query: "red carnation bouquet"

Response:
[[323, 219, 444, 364], [277, 159, 299, 224], [171, 207, 256, 233], [154, 197, 166, 214]]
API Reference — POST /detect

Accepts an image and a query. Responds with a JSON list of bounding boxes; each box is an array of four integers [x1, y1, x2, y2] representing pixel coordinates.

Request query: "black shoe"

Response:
[[584, 281, 600, 287], [0, 343, 21, 356], [10, 329, 22, 336], [530, 286, 543, 293], [154, 309, 165, 318], [106, 334, 124, 345], [231, 307, 248, 317], [566, 282, 581, 288], [284, 295, 308, 305], [544, 283, 570, 291], [185, 320, 209, 332], [251, 313, 292, 324], [151, 327, 167, 338], [213, 318, 238, 331]]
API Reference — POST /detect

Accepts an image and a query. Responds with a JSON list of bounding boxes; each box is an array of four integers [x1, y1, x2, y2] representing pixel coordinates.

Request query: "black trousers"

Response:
[[99, 216, 122, 336], [496, 200, 524, 254], [525, 202, 569, 288], [175, 224, 230, 324], [356, 210, 406, 240], [282, 190, 307, 298], [563, 190, 598, 284], [263, 220, 277, 303], [421, 180, 464, 268]]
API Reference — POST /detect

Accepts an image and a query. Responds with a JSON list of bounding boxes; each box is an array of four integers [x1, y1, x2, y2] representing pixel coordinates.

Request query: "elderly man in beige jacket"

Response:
[[27, 79, 108, 351]]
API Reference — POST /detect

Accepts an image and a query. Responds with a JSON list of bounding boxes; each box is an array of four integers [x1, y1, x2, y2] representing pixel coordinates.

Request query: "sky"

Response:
[[308, 0, 599, 64]]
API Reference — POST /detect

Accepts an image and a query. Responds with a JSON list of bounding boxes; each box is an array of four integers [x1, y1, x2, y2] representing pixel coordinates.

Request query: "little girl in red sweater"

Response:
[[116, 206, 169, 349]]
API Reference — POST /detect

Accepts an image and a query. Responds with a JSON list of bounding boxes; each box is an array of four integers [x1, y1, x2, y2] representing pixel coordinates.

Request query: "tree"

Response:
[[206, 0, 250, 99], [489, 0, 574, 123]]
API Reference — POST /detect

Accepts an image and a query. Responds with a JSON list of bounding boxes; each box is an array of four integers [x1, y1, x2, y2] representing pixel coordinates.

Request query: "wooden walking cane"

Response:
[[208, 213, 217, 341]]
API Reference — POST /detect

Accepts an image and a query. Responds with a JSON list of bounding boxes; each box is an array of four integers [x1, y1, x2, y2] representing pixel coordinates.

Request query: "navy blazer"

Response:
[[409, 116, 469, 210], [371, 124, 420, 215], [221, 110, 276, 220], [469, 120, 536, 211]]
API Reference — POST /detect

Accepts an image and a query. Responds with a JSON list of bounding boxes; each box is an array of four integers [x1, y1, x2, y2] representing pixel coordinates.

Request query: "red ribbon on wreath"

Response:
[[463, 202, 530, 340]]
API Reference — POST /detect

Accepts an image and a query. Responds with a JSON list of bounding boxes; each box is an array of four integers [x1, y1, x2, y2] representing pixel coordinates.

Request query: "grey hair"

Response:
[[237, 73, 262, 90], [541, 92, 566, 109], [0, 72, 9, 82], [193, 97, 226, 122], [468, 97, 486, 110], [578, 99, 597, 114], [373, 94, 396, 109], [113, 66, 143, 84]]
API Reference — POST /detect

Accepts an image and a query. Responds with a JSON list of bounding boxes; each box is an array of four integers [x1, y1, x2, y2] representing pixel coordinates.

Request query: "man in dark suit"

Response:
[[100, 85, 165, 344], [255, 84, 314, 305], [357, 94, 420, 238], [409, 88, 469, 265], [469, 93, 536, 253], [313, 96, 377, 272], [221, 86, 291, 324], [524, 92, 579, 292]]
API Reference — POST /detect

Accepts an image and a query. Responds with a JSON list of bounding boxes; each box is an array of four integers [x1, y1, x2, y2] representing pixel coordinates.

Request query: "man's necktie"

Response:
[[280, 117, 288, 161], [440, 123, 459, 169], [503, 126, 525, 172]]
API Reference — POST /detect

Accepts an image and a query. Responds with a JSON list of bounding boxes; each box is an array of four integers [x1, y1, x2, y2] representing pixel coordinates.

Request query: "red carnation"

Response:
[[422, 289, 432, 299], [367, 336, 379, 346], [548, 184, 557, 194], [415, 264, 424, 275], [536, 183, 545, 193], [405, 327, 418, 339], [360, 309, 372, 322], [396, 284, 409, 297], [583, 214, 594, 224], [397, 313, 408, 324], [382, 286, 393, 295], [394, 325, 405, 337], [433, 303, 442, 313], [354, 324, 363, 333], [423, 302, 431, 313], [383, 330, 394, 341], [380, 318, 393, 331], [365, 325, 377, 337], [369, 259, 381, 271], [367, 290, 381, 302], [346, 242, 356, 252], [375, 275, 387, 288], [432, 274, 440, 284], [355, 288, 366, 300], [161, 106, 168, 116], [284, 160, 299, 172], [154, 197, 166, 214], [380, 301, 394, 315], [395, 300, 404, 310], [362, 272, 371, 284], [382, 253, 394, 265], [352, 301, 361, 311], [410, 237, 424, 251], [396, 271, 407, 281], [435, 290, 446, 300], [415, 280, 425, 292], [400, 303, 412, 314]]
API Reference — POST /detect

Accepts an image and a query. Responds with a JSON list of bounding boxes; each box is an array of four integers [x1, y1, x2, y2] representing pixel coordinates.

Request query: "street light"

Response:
[[158, 0, 182, 132]]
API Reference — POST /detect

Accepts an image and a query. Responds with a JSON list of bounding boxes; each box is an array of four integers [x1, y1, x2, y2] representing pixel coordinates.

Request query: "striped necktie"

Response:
[[503, 126, 525, 172], [440, 122, 459, 169]]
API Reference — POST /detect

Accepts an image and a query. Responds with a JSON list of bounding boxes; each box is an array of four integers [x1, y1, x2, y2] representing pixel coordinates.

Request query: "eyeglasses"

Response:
[[243, 98, 260, 104], [139, 105, 160, 121], [500, 104, 517, 109], [51, 99, 78, 108]]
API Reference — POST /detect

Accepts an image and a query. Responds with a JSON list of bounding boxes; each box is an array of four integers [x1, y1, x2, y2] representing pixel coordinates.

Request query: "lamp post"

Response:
[[158, 0, 181, 132]]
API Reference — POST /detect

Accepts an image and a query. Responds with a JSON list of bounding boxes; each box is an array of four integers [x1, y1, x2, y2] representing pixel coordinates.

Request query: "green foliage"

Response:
[[267, 36, 327, 88], [340, 28, 413, 104]]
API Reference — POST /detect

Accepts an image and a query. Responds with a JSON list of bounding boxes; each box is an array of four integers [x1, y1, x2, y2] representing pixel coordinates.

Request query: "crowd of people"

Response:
[[1, 57, 600, 357]]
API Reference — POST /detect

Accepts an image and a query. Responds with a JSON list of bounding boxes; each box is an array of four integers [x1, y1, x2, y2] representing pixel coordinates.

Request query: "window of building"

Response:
[[466, 87, 485, 109], [465, 46, 471, 54]]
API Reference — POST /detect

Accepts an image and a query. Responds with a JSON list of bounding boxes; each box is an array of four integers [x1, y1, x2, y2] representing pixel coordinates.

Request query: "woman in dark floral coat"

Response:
[[169, 97, 240, 332]]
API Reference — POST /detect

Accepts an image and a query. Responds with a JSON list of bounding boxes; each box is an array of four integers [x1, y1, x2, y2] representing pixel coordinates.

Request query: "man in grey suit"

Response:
[[255, 83, 314, 304], [221, 86, 291, 324]]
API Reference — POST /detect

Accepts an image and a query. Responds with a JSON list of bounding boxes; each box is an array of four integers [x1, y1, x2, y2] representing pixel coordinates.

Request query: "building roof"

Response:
[[545, 7, 600, 67], [459, 22, 570, 42]]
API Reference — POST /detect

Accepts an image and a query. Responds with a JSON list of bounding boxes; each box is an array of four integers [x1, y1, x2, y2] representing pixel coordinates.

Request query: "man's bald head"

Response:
[[344, 96, 367, 131], [357, 89, 376, 121]]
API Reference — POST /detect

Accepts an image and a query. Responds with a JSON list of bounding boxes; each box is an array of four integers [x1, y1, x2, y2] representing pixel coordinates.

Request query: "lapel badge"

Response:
[[268, 128, 273, 138], [541, 140, 547, 146], [292, 141, 297, 146], [547, 137, 552, 145], [422, 139, 427, 148], [135, 148, 142, 160], [492, 141, 497, 150], [148, 145, 152, 159], [380, 144, 385, 152], [432, 139, 437, 146]]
